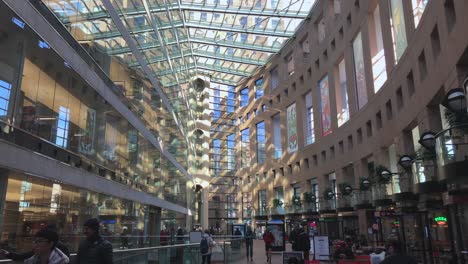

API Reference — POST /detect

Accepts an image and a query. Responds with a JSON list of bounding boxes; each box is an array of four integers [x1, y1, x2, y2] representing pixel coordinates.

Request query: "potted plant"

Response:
[[272, 198, 283, 208], [291, 195, 301, 206], [303, 192, 315, 203]]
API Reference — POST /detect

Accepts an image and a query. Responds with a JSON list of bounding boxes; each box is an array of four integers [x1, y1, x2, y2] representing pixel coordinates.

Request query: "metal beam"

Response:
[[128, 50, 265, 67], [163, 74, 239, 87], [59, 3, 308, 25], [81, 22, 183, 41], [197, 63, 251, 77], [107, 36, 278, 55], [81, 20, 291, 41], [185, 22, 294, 38], [191, 37, 280, 53]]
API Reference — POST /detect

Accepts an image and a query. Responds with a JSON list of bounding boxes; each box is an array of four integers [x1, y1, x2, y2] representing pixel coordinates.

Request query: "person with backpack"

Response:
[[245, 226, 254, 261], [200, 229, 214, 264], [263, 228, 275, 263]]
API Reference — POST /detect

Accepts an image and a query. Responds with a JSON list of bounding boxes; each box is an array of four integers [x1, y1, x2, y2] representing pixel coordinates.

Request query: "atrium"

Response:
[[0, 0, 467, 263]]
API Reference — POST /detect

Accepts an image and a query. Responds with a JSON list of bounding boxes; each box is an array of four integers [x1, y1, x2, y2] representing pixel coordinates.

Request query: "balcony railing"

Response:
[[435, 125, 468, 191], [337, 195, 352, 210], [0, 237, 246, 264], [351, 190, 372, 208], [371, 184, 392, 206], [319, 198, 336, 212]]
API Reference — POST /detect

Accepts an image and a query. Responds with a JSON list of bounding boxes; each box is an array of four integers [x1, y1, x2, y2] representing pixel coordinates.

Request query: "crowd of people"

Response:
[[0, 218, 113, 264]]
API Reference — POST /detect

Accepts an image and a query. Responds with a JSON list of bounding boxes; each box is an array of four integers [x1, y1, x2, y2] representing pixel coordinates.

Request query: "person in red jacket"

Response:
[[262, 228, 275, 263]]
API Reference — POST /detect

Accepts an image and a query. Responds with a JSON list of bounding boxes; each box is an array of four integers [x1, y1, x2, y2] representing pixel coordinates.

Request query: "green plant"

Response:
[[292, 195, 301, 206], [444, 108, 468, 130], [272, 198, 283, 208], [303, 192, 315, 203], [323, 188, 334, 200], [359, 177, 371, 191], [374, 165, 392, 184], [338, 183, 353, 195]]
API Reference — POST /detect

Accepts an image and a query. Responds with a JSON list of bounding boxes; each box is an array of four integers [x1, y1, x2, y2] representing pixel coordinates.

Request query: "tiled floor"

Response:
[[233, 239, 293, 264]]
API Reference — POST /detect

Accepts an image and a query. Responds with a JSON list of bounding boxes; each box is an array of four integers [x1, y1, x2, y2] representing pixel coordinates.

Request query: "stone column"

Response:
[[200, 189, 209, 230]]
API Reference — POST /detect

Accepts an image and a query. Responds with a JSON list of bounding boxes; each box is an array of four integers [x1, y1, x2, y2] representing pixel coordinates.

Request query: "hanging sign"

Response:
[[434, 216, 447, 226]]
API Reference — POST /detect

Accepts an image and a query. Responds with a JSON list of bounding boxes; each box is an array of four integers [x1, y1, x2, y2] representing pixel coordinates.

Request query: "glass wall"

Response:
[[272, 114, 282, 159], [0, 5, 190, 208], [304, 91, 315, 144], [1, 169, 160, 253], [241, 128, 250, 168], [256, 121, 266, 164], [369, 4, 387, 92]]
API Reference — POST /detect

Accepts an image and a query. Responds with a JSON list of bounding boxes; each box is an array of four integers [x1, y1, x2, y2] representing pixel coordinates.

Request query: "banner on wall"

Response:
[[287, 103, 298, 153], [319, 75, 332, 136], [353, 32, 368, 110], [391, 0, 408, 61]]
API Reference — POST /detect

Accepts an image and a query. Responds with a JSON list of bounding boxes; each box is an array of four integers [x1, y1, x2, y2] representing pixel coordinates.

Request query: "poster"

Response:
[[267, 221, 285, 251], [319, 75, 332, 136], [313, 235, 330, 260], [282, 251, 304, 264], [390, 0, 407, 61], [287, 103, 298, 153], [79, 108, 96, 154], [232, 223, 246, 237], [353, 32, 368, 110]]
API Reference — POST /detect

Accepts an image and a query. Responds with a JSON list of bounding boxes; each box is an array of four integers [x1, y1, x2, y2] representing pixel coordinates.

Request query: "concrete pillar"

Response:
[[201, 189, 209, 230], [147, 206, 161, 246], [0, 168, 9, 233]]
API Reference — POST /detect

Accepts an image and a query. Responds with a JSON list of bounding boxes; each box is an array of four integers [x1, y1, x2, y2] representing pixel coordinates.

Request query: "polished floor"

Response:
[[233, 239, 293, 264]]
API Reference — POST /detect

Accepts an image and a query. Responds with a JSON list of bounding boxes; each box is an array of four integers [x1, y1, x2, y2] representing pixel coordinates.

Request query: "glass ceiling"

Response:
[[43, 0, 315, 88]]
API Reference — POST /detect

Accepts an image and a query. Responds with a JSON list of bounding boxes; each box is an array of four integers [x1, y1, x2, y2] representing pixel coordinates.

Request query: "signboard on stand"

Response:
[[267, 220, 285, 251], [313, 235, 330, 260]]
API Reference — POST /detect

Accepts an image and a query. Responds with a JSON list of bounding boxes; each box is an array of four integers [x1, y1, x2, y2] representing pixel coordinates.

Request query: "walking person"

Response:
[[76, 218, 113, 264], [262, 228, 275, 263], [245, 226, 254, 261], [24, 228, 69, 264], [200, 230, 215, 264], [297, 227, 311, 260], [380, 240, 417, 264], [289, 224, 300, 251]]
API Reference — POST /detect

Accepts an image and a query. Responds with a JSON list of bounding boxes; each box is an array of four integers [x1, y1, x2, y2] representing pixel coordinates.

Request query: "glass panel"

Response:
[[241, 128, 250, 168], [304, 92, 315, 145], [369, 5, 387, 92], [256, 121, 266, 164], [272, 113, 282, 158]]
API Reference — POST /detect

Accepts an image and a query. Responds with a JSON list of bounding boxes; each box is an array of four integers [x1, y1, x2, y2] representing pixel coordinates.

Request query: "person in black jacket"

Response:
[[381, 240, 417, 264], [76, 218, 113, 264], [245, 226, 254, 261], [297, 227, 311, 260], [289, 224, 300, 252]]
